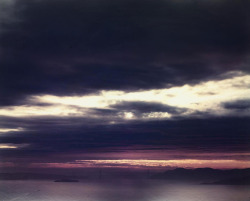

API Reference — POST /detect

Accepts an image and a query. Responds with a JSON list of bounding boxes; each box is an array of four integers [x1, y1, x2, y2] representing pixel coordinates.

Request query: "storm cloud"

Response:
[[0, 0, 249, 105], [0, 0, 250, 170]]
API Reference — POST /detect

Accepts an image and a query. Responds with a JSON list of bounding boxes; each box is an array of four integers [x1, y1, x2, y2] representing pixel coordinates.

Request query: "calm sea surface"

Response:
[[0, 180, 250, 201]]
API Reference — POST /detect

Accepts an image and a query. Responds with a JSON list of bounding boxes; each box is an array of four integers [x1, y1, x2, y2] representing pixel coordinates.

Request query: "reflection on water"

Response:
[[0, 180, 250, 201]]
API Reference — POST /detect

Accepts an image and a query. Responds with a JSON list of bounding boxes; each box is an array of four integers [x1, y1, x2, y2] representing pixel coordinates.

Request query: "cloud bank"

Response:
[[0, 0, 249, 170]]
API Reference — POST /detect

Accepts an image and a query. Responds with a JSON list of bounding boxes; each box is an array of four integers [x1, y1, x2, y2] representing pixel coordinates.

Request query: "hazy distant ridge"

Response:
[[204, 176, 250, 185], [151, 168, 250, 183]]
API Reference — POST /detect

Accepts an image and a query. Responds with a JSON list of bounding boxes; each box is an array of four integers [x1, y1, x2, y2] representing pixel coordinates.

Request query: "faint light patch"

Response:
[[0, 0, 18, 34], [0, 127, 24, 133], [0, 162, 15, 168], [124, 112, 134, 119], [30, 162, 96, 169], [0, 143, 28, 149], [0, 144, 17, 149]]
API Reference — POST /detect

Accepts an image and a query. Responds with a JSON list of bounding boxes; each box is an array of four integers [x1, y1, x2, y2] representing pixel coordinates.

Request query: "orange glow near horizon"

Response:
[[29, 159, 250, 169]]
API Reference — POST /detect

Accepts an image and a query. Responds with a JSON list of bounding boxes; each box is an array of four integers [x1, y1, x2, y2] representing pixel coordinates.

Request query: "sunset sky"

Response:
[[0, 0, 250, 171]]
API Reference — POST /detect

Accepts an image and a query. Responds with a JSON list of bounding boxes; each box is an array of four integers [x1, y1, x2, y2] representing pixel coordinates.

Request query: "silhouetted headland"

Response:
[[151, 168, 250, 183], [203, 176, 250, 185]]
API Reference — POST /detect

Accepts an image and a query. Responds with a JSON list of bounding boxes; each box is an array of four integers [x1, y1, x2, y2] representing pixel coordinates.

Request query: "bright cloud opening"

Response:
[[0, 71, 249, 120]]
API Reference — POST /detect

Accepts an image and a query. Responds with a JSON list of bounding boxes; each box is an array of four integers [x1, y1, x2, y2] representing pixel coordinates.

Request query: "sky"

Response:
[[0, 0, 250, 171]]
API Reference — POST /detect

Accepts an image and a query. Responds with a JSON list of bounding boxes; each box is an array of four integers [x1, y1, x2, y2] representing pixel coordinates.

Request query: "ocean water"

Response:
[[0, 180, 250, 201]]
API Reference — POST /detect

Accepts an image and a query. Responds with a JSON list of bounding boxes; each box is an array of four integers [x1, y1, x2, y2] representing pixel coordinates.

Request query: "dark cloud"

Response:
[[1, 116, 249, 162], [0, 0, 250, 169], [223, 99, 250, 110], [0, 0, 249, 105], [111, 101, 186, 115]]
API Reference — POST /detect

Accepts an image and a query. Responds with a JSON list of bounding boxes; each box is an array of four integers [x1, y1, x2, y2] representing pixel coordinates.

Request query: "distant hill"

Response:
[[204, 176, 250, 185], [151, 168, 250, 183]]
